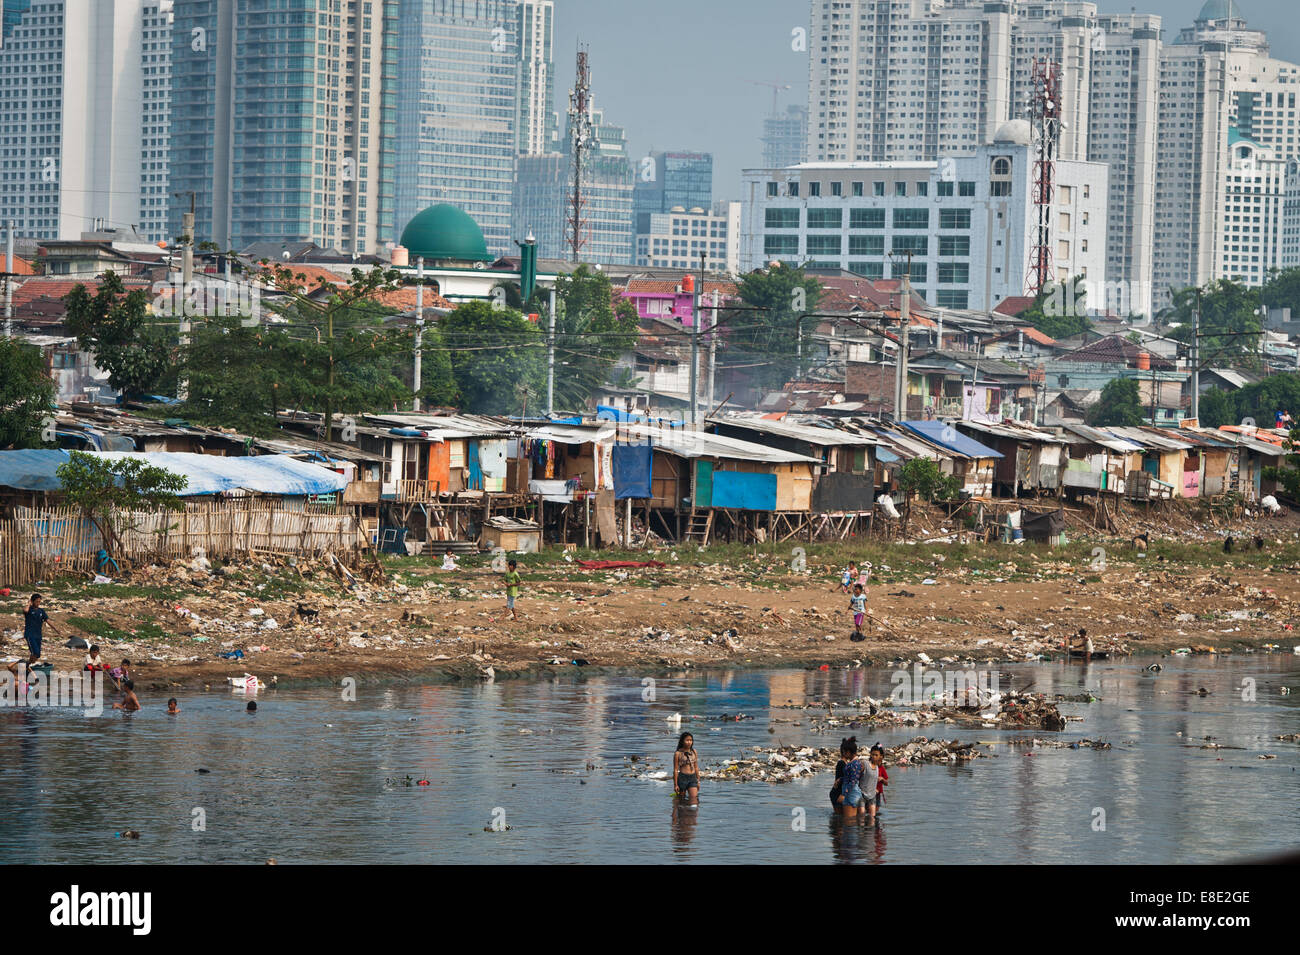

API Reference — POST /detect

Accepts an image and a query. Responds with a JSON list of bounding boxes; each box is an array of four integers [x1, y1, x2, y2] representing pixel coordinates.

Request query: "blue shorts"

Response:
[[507, 595, 516, 609], [841, 784, 865, 808]]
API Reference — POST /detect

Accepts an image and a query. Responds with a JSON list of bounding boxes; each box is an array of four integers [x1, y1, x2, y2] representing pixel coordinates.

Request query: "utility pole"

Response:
[[690, 252, 705, 427], [175, 191, 196, 400], [547, 286, 557, 416], [707, 288, 718, 415], [894, 252, 912, 421], [3, 220, 13, 338], [1190, 288, 1201, 422], [565, 49, 592, 263], [412, 256, 424, 411]]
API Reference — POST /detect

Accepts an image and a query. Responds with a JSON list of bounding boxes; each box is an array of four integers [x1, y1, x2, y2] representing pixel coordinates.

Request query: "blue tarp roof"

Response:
[[0, 450, 348, 496], [900, 420, 1004, 459]]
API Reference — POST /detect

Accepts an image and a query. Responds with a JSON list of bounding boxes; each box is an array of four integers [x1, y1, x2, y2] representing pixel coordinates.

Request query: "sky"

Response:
[[552, 0, 1297, 200]]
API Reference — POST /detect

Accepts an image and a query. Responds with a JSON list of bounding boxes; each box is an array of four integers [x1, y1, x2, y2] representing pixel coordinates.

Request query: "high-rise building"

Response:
[[1152, 1, 1300, 309], [636, 200, 741, 274], [741, 123, 1109, 312], [169, 0, 395, 254], [512, 105, 635, 265], [516, 0, 555, 156], [139, 0, 173, 244], [807, 0, 1166, 317], [0, 0, 166, 241], [1088, 13, 1160, 319], [762, 105, 808, 169], [633, 151, 713, 234]]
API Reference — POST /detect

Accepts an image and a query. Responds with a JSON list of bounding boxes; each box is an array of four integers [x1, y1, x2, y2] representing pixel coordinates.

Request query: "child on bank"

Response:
[[849, 583, 868, 641]]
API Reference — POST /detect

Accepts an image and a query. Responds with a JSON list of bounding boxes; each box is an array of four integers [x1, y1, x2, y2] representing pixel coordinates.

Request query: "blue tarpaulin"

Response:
[[612, 444, 652, 500], [0, 450, 348, 496], [711, 471, 777, 511], [901, 420, 1004, 459], [596, 405, 683, 428]]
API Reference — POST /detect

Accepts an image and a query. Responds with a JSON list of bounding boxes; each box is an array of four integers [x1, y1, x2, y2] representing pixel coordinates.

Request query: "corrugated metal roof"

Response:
[[1108, 426, 1195, 451], [366, 413, 514, 440], [959, 420, 1066, 444], [900, 420, 1004, 459], [0, 450, 348, 496], [623, 425, 820, 464], [1062, 424, 1145, 452], [707, 414, 877, 447]]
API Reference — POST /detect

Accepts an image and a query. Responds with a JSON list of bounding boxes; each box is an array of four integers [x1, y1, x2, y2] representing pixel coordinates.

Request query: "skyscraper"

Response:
[[139, 1, 173, 244], [1152, 1, 1300, 309], [0, 0, 163, 241], [762, 105, 808, 169], [516, 0, 555, 156], [395, 0, 543, 257], [169, 0, 395, 254], [633, 151, 713, 234]]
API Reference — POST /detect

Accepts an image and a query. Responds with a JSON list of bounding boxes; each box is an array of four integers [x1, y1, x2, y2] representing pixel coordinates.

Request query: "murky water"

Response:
[[2, 655, 1297, 864]]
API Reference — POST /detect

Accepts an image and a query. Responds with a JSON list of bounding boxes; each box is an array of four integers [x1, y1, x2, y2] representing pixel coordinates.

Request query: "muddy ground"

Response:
[[5, 522, 1300, 695]]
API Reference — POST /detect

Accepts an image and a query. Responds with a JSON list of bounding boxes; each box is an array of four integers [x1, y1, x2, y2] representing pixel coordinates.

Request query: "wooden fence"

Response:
[[0, 500, 369, 587]]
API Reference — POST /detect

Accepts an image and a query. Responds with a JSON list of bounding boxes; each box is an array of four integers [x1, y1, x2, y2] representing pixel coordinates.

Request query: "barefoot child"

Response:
[[839, 562, 858, 594], [849, 583, 868, 641], [869, 743, 887, 820]]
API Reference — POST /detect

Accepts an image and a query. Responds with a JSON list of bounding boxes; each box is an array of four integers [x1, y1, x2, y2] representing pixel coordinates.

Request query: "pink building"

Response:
[[621, 277, 737, 328]]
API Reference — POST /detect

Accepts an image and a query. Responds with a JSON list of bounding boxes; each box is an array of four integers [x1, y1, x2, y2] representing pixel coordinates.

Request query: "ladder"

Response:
[[683, 508, 713, 546]]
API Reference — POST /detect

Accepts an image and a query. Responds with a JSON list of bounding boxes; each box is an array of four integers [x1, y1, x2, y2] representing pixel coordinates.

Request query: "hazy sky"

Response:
[[552, 0, 1297, 199]]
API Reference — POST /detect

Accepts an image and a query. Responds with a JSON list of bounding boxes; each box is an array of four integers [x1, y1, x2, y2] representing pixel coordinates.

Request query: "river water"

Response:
[[2, 655, 1297, 864]]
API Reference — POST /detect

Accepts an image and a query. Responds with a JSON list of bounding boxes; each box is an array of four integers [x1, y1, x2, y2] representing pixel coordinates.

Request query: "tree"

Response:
[[1085, 376, 1143, 427], [56, 452, 187, 559], [897, 457, 960, 502], [0, 337, 56, 449], [1197, 387, 1237, 429], [731, 264, 823, 393], [250, 263, 418, 438], [437, 300, 545, 414], [1162, 279, 1261, 367], [1262, 266, 1300, 316], [547, 265, 639, 411], [1015, 276, 1092, 341], [64, 272, 174, 398]]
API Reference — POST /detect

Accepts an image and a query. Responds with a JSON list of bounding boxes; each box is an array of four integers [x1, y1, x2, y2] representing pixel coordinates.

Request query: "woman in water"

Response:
[[829, 739, 852, 813], [673, 732, 699, 806], [837, 737, 866, 819]]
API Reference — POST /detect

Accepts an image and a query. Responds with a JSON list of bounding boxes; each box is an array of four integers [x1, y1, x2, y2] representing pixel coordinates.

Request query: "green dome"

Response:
[[399, 204, 493, 263]]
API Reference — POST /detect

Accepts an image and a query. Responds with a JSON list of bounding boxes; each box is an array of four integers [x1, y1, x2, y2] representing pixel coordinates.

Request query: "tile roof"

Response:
[[994, 296, 1036, 316], [1061, 334, 1176, 368], [623, 278, 737, 297]]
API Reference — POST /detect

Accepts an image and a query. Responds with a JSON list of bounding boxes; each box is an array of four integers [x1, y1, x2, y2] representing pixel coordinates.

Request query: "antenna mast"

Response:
[[566, 47, 592, 263], [1026, 57, 1060, 296]]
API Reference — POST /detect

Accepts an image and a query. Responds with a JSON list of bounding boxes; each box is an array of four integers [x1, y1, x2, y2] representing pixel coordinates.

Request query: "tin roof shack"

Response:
[[904, 351, 1035, 424], [1215, 427, 1288, 501], [517, 421, 618, 549], [706, 414, 878, 537], [864, 423, 962, 496], [956, 420, 1067, 496], [0, 450, 360, 583], [1106, 427, 1193, 499], [898, 420, 1002, 497], [1058, 425, 1144, 497], [609, 423, 820, 546], [1171, 427, 1239, 498]]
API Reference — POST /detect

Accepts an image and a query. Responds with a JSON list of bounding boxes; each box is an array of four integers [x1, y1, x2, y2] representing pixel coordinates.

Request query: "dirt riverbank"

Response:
[[5, 534, 1300, 694]]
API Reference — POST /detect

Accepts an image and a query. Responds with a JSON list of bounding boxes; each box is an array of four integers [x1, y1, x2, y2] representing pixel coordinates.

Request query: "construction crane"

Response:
[[748, 80, 791, 117]]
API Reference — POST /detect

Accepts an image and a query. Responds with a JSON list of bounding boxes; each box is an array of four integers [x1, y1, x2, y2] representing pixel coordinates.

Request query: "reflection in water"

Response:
[[0, 656, 1296, 864]]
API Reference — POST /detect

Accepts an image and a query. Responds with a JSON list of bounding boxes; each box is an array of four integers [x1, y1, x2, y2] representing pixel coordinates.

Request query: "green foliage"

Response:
[[1261, 266, 1300, 315], [1086, 376, 1143, 427], [1195, 372, 1300, 430], [548, 265, 639, 412], [0, 337, 56, 449], [732, 264, 823, 392], [1162, 279, 1261, 365], [1015, 276, 1092, 341], [56, 452, 187, 557], [63, 272, 173, 398], [438, 300, 545, 414], [897, 457, 960, 502]]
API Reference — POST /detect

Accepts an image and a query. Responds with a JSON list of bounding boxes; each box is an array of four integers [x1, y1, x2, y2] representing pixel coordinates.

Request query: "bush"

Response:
[[898, 457, 961, 502]]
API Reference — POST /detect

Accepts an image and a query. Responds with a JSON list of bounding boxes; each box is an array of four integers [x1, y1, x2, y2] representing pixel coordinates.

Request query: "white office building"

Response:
[[1217, 130, 1287, 286], [1153, 1, 1300, 307], [741, 124, 1108, 312], [0, 0, 165, 241], [807, 0, 1158, 318], [636, 200, 741, 274]]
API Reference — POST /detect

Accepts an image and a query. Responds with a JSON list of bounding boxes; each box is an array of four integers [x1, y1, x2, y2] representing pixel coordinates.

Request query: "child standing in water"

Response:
[[673, 732, 699, 807], [849, 583, 868, 641], [869, 743, 887, 821]]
